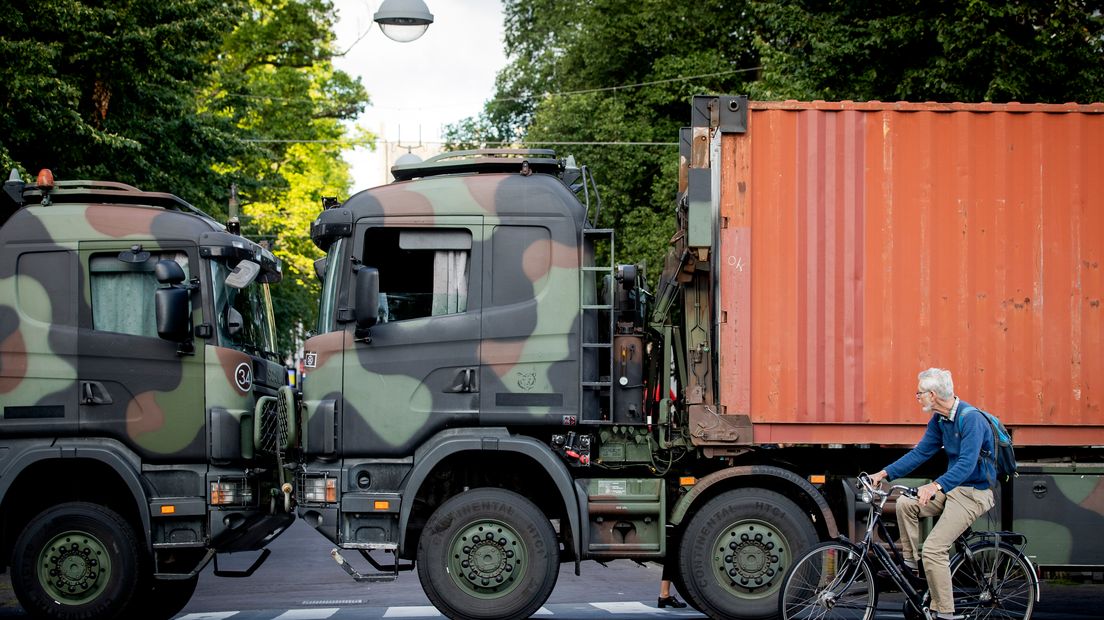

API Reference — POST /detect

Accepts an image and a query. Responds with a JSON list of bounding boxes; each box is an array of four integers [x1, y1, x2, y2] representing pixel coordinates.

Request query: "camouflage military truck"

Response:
[[295, 97, 1104, 620], [0, 171, 295, 620]]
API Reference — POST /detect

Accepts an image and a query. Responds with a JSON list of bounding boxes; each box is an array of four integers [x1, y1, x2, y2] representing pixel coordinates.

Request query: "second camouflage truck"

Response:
[[297, 97, 1104, 620], [0, 172, 296, 620]]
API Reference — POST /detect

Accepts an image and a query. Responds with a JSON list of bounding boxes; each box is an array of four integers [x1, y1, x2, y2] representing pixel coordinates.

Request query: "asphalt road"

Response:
[[2, 520, 1103, 619]]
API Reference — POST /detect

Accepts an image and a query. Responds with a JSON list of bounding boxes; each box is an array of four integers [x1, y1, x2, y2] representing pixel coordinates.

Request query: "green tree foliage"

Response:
[[205, 0, 371, 355], [451, 0, 1104, 284], [0, 0, 238, 202], [751, 0, 1104, 102], [0, 0, 369, 356], [447, 0, 758, 283]]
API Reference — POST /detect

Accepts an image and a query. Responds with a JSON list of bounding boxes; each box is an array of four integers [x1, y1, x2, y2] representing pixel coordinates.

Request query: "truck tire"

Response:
[[669, 563, 704, 612], [417, 488, 559, 620], [10, 502, 141, 620], [678, 488, 817, 620]]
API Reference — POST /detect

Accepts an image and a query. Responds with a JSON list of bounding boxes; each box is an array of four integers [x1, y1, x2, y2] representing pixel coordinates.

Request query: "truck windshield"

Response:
[[210, 259, 280, 360], [316, 238, 345, 334]]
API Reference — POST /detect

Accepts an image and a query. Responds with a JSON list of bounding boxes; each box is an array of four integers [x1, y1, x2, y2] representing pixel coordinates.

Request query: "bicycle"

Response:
[[779, 473, 1040, 620]]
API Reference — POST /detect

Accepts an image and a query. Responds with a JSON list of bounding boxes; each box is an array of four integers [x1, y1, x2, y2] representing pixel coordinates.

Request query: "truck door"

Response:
[[341, 217, 483, 457], [0, 248, 79, 434], [77, 243, 206, 462], [479, 222, 581, 425]]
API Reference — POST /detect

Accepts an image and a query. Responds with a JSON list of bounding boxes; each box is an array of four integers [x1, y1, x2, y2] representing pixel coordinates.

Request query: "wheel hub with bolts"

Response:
[[37, 531, 111, 605], [448, 519, 527, 599], [713, 520, 787, 598]]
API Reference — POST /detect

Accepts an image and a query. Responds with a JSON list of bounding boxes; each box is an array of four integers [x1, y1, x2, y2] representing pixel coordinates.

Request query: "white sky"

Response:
[[331, 0, 508, 191]]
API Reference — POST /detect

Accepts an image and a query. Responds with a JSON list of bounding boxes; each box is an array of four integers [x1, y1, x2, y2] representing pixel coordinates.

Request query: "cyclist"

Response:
[[870, 368, 996, 620]]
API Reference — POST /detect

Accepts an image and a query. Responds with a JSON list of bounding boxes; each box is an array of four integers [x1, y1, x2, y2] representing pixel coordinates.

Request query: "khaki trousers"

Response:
[[896, 486, 995, 614]]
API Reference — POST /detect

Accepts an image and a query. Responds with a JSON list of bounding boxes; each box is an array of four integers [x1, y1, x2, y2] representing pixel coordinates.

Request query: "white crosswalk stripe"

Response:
[[590, 601, 670, 614], [174, 601, 711, 619], [382, 606, 442, 617], [273, 610, 339, 619]]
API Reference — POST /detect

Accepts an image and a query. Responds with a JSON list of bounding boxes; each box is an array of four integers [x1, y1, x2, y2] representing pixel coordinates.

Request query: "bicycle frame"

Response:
[[781, 474, 1039, 620], [847, 475, 1039, 616], [849, 480, 929, 614]]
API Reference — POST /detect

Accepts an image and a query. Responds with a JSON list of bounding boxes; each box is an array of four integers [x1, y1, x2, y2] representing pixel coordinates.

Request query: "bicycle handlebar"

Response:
[[857, 472, 918, 500]]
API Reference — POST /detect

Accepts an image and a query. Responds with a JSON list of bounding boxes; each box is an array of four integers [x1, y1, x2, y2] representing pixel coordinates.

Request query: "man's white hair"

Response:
[[918, 368, 954, 399]]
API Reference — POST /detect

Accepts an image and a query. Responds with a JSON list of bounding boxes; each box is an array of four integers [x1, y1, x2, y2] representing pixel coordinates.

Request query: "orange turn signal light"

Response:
[[809, 474, 827, 485], [160, 505, 176, 515], [374, 500, 390, 511], [679, 477, 696, 487]]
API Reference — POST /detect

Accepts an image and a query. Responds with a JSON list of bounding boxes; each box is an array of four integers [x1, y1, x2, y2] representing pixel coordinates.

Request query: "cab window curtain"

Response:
[[432, 250, 468, 315]]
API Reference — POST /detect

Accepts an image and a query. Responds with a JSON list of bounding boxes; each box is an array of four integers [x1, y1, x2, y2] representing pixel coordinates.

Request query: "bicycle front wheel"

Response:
[[950, 542, 1037, 620], [779, 541, 877, 620]]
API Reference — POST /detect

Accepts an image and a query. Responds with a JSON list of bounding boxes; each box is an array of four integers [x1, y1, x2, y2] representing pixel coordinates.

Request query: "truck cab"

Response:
[[295, 150, 704, 619], [0, 171, 295, 620]]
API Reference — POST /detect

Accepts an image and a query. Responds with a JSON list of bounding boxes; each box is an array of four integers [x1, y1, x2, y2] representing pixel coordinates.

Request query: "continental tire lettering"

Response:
[[678, 488, 817, 619], [417, 488, 558, 619]]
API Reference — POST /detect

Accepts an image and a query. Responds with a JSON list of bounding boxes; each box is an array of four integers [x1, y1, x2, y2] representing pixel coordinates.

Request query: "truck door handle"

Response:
[[80, 381, 114, 405], [449, 368, 478, 393]]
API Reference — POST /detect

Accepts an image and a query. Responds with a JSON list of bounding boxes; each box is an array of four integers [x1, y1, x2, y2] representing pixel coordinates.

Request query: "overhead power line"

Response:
[[500, 141, 676, 146], [489, 66, 762, 104], [242, 138, 676, 146], [211, 66, 762, 111]]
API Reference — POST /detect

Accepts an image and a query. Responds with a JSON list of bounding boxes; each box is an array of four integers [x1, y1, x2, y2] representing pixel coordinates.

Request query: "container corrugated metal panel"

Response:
[[717, 101, 1104, 446]]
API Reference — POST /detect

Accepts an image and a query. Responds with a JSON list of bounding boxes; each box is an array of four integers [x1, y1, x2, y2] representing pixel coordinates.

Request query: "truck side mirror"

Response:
[[225, 306, 244, 338], [155, 287, 191, 342], [155, 259, 186, 285], [224, 259, 260, 289], [354, 267, 380, 330], [154, 260, 191, 344]]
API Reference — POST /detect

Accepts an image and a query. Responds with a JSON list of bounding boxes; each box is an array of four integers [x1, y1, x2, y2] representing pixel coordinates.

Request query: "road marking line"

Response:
[[273, 609, 339, 619], [175, 614, 240, 620], [590, 601, 668, 614], [300, 600, 364, 606], [533, 606, 553, 615], [382, 606, 443, 617]]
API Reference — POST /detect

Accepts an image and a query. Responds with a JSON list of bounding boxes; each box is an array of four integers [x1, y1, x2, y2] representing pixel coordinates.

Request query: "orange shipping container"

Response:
[[716, 101, 1104, 447]]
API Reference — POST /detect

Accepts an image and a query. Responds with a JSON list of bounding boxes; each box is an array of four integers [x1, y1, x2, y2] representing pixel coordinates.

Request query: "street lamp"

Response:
[[373, 0, 434, 43]]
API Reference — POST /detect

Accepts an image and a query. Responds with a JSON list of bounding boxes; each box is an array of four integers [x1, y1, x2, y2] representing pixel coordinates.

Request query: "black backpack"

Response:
[[959, 406, 1018, 483]]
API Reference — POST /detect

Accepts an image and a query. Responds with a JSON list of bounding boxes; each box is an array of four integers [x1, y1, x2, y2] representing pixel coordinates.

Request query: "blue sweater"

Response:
[[884, 400, 995, 492]]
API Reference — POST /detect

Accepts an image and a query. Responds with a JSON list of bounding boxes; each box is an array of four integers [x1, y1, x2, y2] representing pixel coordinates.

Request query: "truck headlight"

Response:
[[303, 475, 337, 503], [210, 478, 254, 506]]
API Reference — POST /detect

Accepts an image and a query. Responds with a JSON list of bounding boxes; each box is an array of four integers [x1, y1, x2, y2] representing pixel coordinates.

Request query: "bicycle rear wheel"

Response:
[[950, 542, 1037, 620], [779, 541, 877, 620]]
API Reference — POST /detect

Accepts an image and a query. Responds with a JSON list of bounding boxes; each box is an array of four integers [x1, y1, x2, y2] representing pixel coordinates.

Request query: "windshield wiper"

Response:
[[235, 341, 281, 363]]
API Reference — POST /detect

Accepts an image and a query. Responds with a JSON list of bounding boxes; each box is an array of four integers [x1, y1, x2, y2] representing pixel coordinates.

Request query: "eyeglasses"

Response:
[[915, 391, 931, 399]]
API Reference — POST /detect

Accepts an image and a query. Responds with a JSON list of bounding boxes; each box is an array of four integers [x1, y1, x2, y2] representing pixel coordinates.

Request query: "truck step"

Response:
[[330, 548, 413, 583]]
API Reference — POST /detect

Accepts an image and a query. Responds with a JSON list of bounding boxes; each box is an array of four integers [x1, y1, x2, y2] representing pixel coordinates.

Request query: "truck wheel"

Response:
[[678, 488, 817, 620], [670, 564, 704, 612], [10, 502, 141, 620], [417, 488, 559, 620]]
